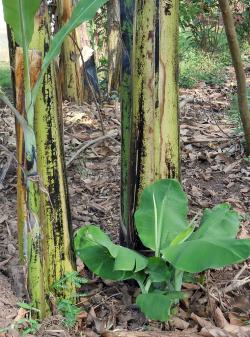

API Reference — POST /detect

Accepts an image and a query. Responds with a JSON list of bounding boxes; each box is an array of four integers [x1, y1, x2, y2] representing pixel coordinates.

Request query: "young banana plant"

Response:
[[75, 179, 250, 321]]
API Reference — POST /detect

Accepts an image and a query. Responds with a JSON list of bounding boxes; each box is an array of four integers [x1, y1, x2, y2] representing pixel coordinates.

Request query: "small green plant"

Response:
[[0, 302, 40, 336], [0, 62, 11, 91], [16, 302, 40, 336], [75, 179, 250, 321], [57, 299, 81, 327], [179, 47, 229, 88], [52, 272, 87, 327], [52, 271, 88, 291]]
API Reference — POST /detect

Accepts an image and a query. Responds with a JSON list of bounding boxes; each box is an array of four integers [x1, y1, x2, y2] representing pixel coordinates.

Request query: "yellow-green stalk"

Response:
[[121, 0, 180, 247], [29, 3, 75, 314], [15, 49, 27, 263], [15, 48, 46, 315], [57, 0, 84, 104]]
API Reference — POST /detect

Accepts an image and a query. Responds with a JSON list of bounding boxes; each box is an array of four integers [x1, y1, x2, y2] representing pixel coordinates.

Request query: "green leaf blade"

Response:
[[146, 257, 171, 283], [2, 0, 40, 46], [162, 239, 250, 273], [170, 224, 195, 246], [114, 247, 147, 272], [191, 204, 239, 241], [74, 226, 147, 280], [136, 292, 184, 321], [78, 244, 131, 281], [75, 226, 127, 280], [32, 0, 109, 101], [135, 179, 188, 253]]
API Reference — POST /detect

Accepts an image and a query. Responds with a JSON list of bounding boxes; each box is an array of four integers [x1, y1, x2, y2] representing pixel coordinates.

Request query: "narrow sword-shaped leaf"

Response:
[[32, 0, 109, 103], [2, 0, 40, 47], [169, 224, 195, 247]]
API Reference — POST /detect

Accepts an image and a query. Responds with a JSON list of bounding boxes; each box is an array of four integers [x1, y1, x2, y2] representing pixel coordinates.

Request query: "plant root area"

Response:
[[0, 66, 250, 337]]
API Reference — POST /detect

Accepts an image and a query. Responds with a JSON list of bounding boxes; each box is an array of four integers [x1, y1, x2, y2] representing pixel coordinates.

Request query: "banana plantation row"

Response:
[[0, 0, 249, 319]]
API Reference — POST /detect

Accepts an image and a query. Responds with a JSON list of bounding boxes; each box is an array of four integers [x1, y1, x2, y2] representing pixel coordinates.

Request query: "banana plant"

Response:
[[75, 179, 250, 321], [120, 0, 180, 248], [1, 0, 109, 316], [2, 0, 109, 116]]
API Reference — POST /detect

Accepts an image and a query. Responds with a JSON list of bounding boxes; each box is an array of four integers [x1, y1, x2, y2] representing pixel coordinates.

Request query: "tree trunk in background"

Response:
[[77, 22, 100, 102], [91, 6, 108, 92], [57, 0, 84, 104], [107, 0, 121, 94], [219, 0, 250, 154], [120, 0, 180, 248]]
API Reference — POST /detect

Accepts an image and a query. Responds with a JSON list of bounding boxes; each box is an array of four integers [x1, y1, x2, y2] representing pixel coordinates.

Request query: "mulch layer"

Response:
[[0, 62, 249, 337]]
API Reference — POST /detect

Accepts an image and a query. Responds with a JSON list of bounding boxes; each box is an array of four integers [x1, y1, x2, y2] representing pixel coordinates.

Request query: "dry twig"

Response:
[[66, 132, 119, 167]]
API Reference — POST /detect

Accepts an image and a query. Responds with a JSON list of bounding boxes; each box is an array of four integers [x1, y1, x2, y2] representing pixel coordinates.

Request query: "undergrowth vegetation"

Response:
[[0, 62, 11, 91], [75, 179, 250, 321], [179, 31, 249, 88], [179, 32, 230, 88]]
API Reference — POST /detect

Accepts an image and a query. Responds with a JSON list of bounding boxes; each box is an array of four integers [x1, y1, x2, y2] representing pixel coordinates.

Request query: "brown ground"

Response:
[[0, 63, 249, 337]]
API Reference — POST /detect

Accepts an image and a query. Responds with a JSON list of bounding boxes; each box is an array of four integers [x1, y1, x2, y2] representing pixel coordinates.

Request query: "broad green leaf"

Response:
[[133, 272, 147, 285], [146, 257, 172, 283], [76, 244, 131, 281], [135, 179, 188, 254], [79, 225, 117, 254], [114, 247, 147, 272], [162, 239, 250, 273], [75, 227, 132, 280], [80, 226, 146, 272], [32, 0, 109, 102], [74, 226, 147, 280], [136, 292, 184, 321], [191, 204, 239, 241], [81, 226, 147, 272], [2, 0, 40, 47]]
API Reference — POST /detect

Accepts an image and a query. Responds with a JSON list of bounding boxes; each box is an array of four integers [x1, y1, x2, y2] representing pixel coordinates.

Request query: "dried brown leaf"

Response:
[[213, 307, 228, 329], [191, 313, 214, 329], [170, 316, 190, 330]]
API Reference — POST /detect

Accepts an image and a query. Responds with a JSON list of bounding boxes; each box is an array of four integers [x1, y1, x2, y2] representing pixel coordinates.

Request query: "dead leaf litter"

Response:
[[0, 67, 249, 336]]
